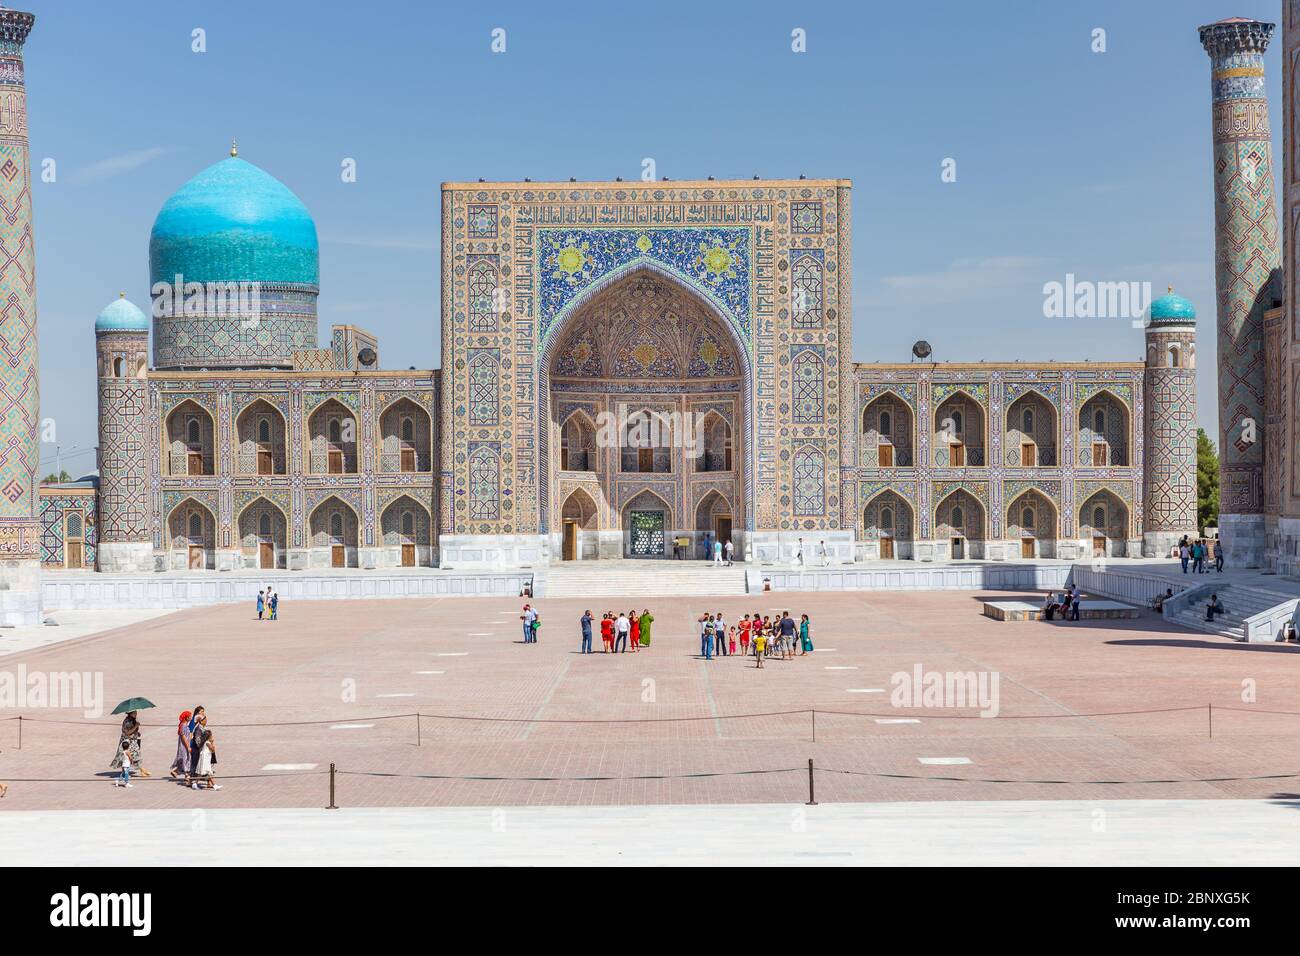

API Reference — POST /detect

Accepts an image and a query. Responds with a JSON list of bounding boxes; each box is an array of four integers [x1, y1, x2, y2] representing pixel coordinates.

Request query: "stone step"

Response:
[[544, 566, 748, 597]]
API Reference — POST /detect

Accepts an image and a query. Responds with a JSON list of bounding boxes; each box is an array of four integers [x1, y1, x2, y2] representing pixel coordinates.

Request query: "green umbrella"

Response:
[[111, 697, 156, 715]]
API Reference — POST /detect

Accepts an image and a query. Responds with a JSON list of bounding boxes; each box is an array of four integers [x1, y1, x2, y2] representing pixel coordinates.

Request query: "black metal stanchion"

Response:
[[805, 757, 817, 806], [16, 714, 21, 750], [416, 713, 422, 747], [811, 708, 816, 743], [326, 762, 338, 810], [1208, 702, 1213, 739]]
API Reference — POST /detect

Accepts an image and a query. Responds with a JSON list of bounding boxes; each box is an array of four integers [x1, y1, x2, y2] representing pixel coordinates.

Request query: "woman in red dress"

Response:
[[629, 610, 640, 653], [600, 613, 614, 652]]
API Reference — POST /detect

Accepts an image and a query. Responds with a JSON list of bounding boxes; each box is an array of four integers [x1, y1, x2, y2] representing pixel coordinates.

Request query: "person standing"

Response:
[[799, 614, 813, 654], [601, 613, 614, 653], [629, 610, 640, 653], [580, 610, 593, 654], [256, 589, 265, 620], [191, 729, 221, 791], [699, 613, 713, 659], [638, 608, 653, 647], [819, 539, 829, 567], [269, 590, 278, 620], [714, 610, 727, 657], [520, 604, 537, 643], [1069, 586, 1081, 622], [702, 531, 712, 561], [739, 614, 751, 655], [724, 539, 734, 566], [713, 538, 724, 567], [1214, 537, 1224, 572], [1179, 542, 1189, 574], [614, 611, 629, 653]]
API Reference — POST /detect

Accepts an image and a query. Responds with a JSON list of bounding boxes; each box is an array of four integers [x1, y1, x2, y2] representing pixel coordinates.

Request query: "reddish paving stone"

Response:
[[0, 590, 1298, 809]]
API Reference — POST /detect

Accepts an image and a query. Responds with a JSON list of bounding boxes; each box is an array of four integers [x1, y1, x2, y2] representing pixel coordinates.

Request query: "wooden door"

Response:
[[715, 516, 732, 552], [257, 450, 273, 475], [188, 545, 204, 569], [400, 447, 416, 472], [66, 540, 83, 569], [1020, 442, 1035, 467], [879, 536, 894, 560], [259, 541, 274, 569], [1092, 443, 1107, 466], [951, 537, 964, 559], [331, 544, 345, 567], [188, 451, 204, 475], [401, 543, 416, 567], [638, 447, 653, 472], [562, 521, 577, 561], [878, 443, 894, 467], [1021, 538, 1035, 559], [950, 443, 965, 466], [328, 449, 344, 474], [1092, 536, 1106, 558]]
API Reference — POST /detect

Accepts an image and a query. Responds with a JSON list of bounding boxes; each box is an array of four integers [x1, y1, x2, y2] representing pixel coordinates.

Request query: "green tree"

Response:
[[41, 470, 71, 485], [1196, 428, 1219, 532]]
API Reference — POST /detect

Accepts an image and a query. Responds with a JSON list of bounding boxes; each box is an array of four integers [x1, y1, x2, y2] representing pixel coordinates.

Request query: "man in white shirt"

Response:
[[615, 612, 630, 653]]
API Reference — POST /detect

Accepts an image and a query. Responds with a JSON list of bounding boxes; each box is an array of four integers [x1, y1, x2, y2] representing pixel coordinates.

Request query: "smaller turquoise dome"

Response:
[[95, 294, 149, 332], [1149, 288, 1196, 325]]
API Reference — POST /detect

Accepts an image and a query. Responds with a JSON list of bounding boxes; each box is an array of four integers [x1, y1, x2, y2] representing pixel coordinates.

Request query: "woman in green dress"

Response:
[[638, 609, 653, 646], [799, 614, 813, 655]]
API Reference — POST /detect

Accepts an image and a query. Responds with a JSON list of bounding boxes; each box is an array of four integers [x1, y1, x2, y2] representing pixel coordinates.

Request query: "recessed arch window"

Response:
[[187, 418, 200, 446], [1093, 409, 1105, 434], [1168, 345, 1180, 368], [258, 419, 271, 444], [880, 410, 892, 437], [1093, 505, 1106, 529], [188, 513, 202, 540], [66, 513, 83, 538], [402, 510, 415, 536], [881, 506, 894, 530], [259, 512, 272, 537], [951, 506, 964, 529], [1022, 408, 1034, 433], [951, 409, 964, 435], [401, 417, 414, 443], [1022, 507, 1035, 529], [331, 513, 344, 541], [329, 419, 341, 445], [113, 357, 124, 377]]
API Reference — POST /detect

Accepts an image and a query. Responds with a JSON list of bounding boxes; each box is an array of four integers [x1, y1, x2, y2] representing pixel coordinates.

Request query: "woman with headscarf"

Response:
[[169, 709, 193, 782], [187, 706, 206, 774], [109, 710, 150, 777]]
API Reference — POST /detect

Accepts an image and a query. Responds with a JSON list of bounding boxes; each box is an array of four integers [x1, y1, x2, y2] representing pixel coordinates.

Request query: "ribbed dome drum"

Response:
[[148, 152, 319, 369]]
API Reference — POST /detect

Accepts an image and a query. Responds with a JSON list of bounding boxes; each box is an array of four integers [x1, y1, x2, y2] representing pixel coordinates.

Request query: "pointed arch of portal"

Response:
[[539, 263, 754, 544]]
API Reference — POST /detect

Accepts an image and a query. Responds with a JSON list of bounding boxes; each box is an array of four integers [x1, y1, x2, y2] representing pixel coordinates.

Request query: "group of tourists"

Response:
[[579, 609, 654, 652], [698, 610, 813, 666], [109, 707, 220, 791], [1042, 586, 1081, 622], [256, 587, 280, 620], [1178, 536, 1223, 574]]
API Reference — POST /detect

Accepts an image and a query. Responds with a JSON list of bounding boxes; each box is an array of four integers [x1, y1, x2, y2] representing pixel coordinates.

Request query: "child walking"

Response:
[[753, 629, 766, 668], [728, 625, 737, 656], [114, 739, 135, 788]]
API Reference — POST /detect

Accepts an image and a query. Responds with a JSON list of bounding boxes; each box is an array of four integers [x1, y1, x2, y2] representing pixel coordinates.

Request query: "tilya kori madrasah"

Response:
[[11, 9, 1300, 611]]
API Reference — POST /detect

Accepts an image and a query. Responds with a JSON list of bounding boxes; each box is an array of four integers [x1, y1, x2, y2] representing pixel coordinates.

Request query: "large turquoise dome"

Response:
[[148, 155, 319, 287], [95, 294, 149, 332], [1148, 288, 1196, 325]]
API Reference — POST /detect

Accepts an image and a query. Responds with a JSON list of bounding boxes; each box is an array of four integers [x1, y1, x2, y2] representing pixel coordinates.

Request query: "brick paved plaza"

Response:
[[2, 591, 1299, 811]]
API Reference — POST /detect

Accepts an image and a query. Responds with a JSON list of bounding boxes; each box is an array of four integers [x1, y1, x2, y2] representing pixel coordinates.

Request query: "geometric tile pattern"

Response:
[[0, 15, 39, 559]]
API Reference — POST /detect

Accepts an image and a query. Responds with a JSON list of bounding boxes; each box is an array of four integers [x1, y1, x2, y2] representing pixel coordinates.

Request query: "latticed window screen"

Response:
[[468, 354, 499, 425], [792, 351, 824, 424], [791, 255, 823, 328], [792, 447, 825, 515], [468, 261, 498, 332], [469, 448, 500, 521]]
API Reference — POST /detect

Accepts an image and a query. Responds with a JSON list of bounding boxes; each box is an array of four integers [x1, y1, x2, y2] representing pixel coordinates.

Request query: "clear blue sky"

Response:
[[25, 0, 1280, 477]]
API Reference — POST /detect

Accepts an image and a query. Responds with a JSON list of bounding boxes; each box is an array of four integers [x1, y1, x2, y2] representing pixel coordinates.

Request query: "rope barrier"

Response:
[[814, 765, 1300, 786], [336, 767, 804, 783], [1, 703, 1270, 727]]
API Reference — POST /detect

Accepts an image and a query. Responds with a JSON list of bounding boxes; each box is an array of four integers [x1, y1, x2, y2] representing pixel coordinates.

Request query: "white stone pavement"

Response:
[[4, 799, 1298, 866], [0, 609, 178, 657]]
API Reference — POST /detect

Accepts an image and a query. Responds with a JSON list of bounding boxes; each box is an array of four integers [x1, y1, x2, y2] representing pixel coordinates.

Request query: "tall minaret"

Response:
[[0, 8, 40, 623], [1200, 17, 1281, 568]]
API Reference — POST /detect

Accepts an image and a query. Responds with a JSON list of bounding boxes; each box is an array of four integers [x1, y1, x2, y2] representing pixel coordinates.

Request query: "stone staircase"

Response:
[[1165, 583, 1296, 641], [542, 560, 748, 597]]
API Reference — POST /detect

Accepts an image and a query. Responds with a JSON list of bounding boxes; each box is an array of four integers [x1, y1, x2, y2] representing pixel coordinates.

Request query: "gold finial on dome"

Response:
[[118, 291, 125, 298], [230, 139, 238, 157], [1168, 285, 1174, 294]]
